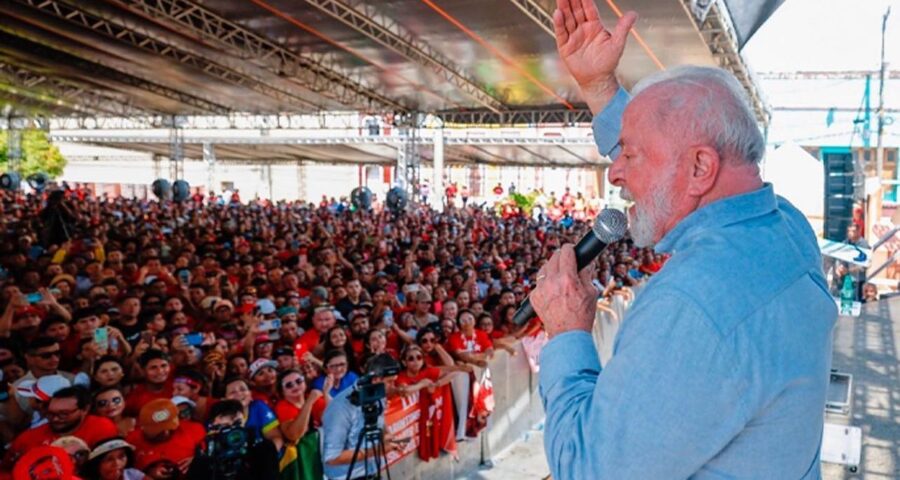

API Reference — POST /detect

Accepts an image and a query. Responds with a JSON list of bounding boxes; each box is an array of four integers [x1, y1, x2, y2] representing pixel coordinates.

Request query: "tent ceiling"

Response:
[[1, 0, 775, 166], [2, 0, 731, 115]]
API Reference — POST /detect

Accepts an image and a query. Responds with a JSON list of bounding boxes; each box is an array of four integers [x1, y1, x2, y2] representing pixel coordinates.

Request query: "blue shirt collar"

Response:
[[655, 183, 776, 254]]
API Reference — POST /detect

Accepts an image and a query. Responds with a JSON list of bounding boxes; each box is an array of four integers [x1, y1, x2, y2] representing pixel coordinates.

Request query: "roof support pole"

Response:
[[433, 127, 444, 210], [203, 142, 216, 195]]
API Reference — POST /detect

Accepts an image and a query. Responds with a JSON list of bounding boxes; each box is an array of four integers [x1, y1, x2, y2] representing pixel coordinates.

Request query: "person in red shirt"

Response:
[[273, 369, 321, 444], [125, 349, 173, 417], [126, 399, 201, 473], [3, 385, 117, 470], [477, 313, 518, 355], [395, 345, 459, 461], [293, 307, 336, 356], [447, 310, 494, 367]]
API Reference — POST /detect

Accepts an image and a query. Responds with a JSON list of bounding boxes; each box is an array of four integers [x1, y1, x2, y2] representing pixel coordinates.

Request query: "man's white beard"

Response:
[[621, 179, 674, 248]]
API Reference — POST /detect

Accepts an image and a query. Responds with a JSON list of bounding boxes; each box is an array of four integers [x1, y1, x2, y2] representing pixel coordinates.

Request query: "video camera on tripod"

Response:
[[346, 354, 401, 480]]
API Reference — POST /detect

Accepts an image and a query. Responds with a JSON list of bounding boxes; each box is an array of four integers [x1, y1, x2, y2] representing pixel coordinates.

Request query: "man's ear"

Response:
[[686, 145, 721, 197]]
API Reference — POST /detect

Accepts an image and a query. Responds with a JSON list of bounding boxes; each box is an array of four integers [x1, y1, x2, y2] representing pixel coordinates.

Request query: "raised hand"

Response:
[[554, 0, 637, 112]]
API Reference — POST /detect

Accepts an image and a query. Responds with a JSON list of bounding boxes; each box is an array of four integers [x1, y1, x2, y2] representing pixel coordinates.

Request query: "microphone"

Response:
[[512, 209, 628, 326]]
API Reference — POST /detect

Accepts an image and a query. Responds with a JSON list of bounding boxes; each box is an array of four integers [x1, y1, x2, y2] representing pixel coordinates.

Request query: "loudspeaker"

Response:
[[350, 186, 373, 211], [26, 172, 50, 192], [386, 187, 408, 214], [151, 178, 171, 200], [172, 180, 190, 202], [0, 172, 21, 191]]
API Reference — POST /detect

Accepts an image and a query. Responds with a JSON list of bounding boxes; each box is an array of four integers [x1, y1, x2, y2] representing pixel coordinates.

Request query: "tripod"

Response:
[[346, 409, 391, 480]]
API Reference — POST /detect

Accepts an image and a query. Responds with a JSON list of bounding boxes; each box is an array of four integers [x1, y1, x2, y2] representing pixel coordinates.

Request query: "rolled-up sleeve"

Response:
[[538, 291, 751, 479], [591, 86, 631, 159]]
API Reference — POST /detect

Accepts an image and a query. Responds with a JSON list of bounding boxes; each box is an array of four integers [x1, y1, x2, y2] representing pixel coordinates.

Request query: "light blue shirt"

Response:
[[539, 88, 837, 479], [321, 386, 385, 480]]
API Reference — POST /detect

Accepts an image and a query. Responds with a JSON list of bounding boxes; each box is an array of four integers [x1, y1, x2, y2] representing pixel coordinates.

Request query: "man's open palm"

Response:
[[554, 0, 637, 106]]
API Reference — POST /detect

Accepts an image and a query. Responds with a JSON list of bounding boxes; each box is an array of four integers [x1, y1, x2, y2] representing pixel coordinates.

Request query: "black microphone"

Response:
[[512, 209, 628, 326]]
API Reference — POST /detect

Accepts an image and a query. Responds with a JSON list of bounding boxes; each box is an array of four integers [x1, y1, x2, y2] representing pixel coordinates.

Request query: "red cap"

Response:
[[13, 446, 76, 480]]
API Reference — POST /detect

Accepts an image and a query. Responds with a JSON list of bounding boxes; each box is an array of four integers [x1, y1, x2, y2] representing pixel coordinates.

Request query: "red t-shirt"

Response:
[[448, 330, 492, 354], [8, 415, 117, 463], [274, 399, 301, 423], [274, 397, 320, 432], [180, 419, 207, 445], [127, 424, 201, 469], [423, 350, 443, 368], [125, 382, 174, 417], [396, 366, 440, 387], [294, 329, 321, 356]]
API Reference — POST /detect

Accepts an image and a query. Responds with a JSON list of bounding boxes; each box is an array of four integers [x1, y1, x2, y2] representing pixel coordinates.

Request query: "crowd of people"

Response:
[[0, 184, 663, 480], [417, 181, 607, 223]]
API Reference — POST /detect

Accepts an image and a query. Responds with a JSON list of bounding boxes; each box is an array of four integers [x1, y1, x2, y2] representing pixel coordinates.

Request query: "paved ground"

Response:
[[822, 298, 900, 479], [466, 422, 550, 480]]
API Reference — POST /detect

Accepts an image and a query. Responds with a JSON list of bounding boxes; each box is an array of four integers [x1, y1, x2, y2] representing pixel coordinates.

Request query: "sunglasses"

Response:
[[282, 378, 305, 389], [405, 355, 423, 361], [420, 337, 436, 344], [35, 350, 61, 360], [95, 396, 123, 408]]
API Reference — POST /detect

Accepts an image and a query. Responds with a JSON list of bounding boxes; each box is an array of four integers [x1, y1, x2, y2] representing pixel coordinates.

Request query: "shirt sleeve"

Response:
[[447, 333, 463, 353], [250, 401, 280, 435], [590, 86, 631, 159], [538, 290, 750, 479], [476, 331, 493, 351]]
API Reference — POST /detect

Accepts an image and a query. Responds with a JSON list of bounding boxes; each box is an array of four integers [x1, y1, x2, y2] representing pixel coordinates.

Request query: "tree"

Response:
[[0, 128, 67, 178]]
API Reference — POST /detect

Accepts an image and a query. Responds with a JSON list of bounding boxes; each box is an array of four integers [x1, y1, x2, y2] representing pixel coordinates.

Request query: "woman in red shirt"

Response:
[[274, 369, 322, 442], [394, 345, 459, 461]]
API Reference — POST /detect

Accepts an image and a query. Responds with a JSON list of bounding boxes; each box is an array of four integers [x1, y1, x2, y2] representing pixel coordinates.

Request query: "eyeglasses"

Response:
[[46, 408, 80, 419], [34, 350, 61, 360], [327, 362, 347, 369], [405, 355, 423, 361], [283, 379, 304, 389], [420, 337, 436, 344], [95, 396, 123, 408]]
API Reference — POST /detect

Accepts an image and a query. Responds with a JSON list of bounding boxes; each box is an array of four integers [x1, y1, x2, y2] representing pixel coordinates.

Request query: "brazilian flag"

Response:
[[280, 430, 323, 480]]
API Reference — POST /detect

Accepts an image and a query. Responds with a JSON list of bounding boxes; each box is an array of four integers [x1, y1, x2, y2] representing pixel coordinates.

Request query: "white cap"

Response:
[[16, 375, 71, 401], [171, 395, 196, 408]]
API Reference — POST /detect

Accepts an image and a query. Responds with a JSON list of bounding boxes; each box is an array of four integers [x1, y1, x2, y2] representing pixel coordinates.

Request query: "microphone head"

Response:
[[591, 209, 628, 243]]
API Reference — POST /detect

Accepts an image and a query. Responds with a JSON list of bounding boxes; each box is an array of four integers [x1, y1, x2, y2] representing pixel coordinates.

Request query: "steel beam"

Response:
[[116, 0, 406, 111], [508, 0, 555, 37], [436, 107, 593, 125], [757, 70, 900, 80], [0, 27, 229, 115], [0, 60, 153, 118], [680, 0, 771, 128], [49, 133, 599, 146], [12, 0, 320, 112], [303, 0, 505, 113]]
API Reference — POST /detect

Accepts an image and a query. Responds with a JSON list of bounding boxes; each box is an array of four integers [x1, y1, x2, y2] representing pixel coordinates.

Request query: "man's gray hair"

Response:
[[632, 65, 765, 165]]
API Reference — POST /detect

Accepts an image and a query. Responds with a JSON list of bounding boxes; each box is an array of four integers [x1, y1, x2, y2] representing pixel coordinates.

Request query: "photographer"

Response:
[[321, 354, 407, 480], [38, 189, 78, 248], [186, 399, 278, 480]]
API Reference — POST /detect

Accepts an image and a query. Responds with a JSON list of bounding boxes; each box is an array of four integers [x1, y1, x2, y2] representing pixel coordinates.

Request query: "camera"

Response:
[[350, 362, 400, 425], [204, 423, 255, 480]]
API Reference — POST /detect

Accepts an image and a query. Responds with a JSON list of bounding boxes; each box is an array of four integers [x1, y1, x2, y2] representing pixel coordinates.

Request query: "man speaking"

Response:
[[531, 1, 837, 479]]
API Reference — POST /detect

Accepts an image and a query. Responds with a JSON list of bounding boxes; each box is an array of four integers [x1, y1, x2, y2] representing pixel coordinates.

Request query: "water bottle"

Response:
[[840, 274, 855, 315]]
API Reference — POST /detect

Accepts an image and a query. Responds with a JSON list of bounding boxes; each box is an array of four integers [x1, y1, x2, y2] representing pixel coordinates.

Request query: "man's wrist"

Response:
[[579, 78, 621, 114], [546, 325, 591, 341]]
